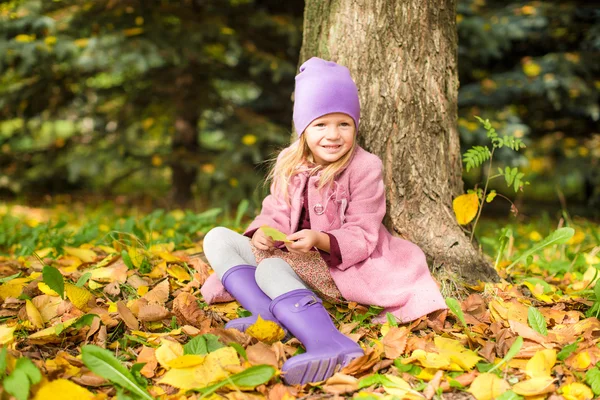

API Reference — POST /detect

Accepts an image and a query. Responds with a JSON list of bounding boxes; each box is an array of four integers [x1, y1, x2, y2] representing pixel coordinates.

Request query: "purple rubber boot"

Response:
[[221, 265, 285, 333], [270, 289, 364, 385]]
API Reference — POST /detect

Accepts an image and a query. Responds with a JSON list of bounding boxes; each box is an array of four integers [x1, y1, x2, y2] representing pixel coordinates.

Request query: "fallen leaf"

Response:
[[33, 378, 94, 400], [143, 279, 169, 304], [138, 303, 170, 322], [512, 377, 556, 396], [247, 341, 278, 368], [26, 299, 45, 329], [155, 339, 184, 368], [468, 373, 510, 400], [65, 283, 92, 310], [561, 382, 594, 400], [0, 323, 16, 345], [382, 326, 408, 359], [322, 373, 359, 394], [526, 349, 556, 378], [137, 346, 158, 378], [173, 292, 207, 328], [117, 301, 139, 330], [245, 315, 285, 344]]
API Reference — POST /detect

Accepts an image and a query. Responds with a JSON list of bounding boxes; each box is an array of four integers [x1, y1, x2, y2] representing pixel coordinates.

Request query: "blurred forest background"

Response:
[[0, 0, 599, 218]]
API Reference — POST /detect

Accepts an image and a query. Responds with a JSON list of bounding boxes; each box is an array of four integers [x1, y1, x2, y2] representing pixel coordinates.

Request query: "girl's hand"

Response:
[[252, 229, 276, 251], [285, 229, 322, 254]]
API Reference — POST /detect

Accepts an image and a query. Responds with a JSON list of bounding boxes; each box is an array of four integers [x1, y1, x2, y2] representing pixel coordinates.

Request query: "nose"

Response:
[[325, 126, 341, 139]]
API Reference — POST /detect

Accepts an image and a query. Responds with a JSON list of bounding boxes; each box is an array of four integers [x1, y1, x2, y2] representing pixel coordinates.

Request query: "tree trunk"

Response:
[[300, 0, 499, 288], [171, 112, 199, 207]]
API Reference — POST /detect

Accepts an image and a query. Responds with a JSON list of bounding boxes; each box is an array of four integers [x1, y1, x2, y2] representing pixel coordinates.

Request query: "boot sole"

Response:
[[283, 351, 363, 385]]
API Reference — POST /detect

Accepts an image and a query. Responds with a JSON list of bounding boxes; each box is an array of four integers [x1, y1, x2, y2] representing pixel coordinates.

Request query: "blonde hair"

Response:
[[267, 133, 357, 202]]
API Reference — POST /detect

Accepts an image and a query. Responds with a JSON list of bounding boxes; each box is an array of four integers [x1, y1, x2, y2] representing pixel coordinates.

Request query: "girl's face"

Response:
[[303, 113, 355, 166]]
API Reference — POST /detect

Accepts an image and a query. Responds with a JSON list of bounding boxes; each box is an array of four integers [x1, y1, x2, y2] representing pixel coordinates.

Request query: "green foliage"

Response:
[[506, 227, 574, 271], [585, 367, 600, 396], [461, 117, 529, 239], [1, 358, 42, 400], [488, 336, 523, 373], [81, 345, 154, 400], [195, 364, 276, 395], [183, 334, 226, 355], [556, 339, 580, 361], [42, 265, 65, 299], [527, 306, 548, 336]]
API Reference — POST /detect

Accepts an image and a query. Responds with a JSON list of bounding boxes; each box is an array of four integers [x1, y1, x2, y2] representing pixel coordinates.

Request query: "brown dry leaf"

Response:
[[423, 370, 444, 400], [138, 303, 170, 322], [267, 383, 297, 400], [172, 291, 207, 328], [382, 326, 408, 359], [509, 319, 549, 344], [103, 281, 121, 296], [322, 373, 359, 394], [137, 346, 158, 378], [117, 301, 139, 330], [341, 346, 380, 375], [31, 295, 62, 323], [143, 279, 169, 304], [247, 341, 278, 368]]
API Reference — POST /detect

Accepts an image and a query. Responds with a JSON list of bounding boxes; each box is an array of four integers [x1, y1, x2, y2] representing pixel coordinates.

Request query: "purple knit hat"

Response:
[[293, 57, 360, 136]]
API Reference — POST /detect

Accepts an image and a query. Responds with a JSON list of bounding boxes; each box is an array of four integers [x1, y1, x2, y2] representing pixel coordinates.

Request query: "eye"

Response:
[[315, 123, 326, 128], [340, 122, 351, 127]]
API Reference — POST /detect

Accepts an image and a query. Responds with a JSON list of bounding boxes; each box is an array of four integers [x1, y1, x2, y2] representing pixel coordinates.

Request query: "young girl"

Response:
[[201, 57, 446, 385]]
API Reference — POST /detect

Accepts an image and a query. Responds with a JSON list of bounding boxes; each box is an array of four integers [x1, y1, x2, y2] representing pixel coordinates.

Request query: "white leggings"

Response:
[[203, 227, 308, 299]]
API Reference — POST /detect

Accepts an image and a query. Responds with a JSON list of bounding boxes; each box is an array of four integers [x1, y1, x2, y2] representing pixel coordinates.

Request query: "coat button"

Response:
[[314, 203, 324, 215]]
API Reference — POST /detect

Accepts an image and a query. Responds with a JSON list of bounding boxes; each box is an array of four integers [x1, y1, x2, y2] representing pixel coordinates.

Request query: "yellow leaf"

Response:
[[208, 302, 241, 319], [381, 375, 423, 400], [525, 349, 556, 378], [260, 225, 291, 243], [434, 337, 482, 371], [452, 193, 479, 225], [28, 317, 78, 339], [38, 282, 60, 296], [167, 264, 191, 282], [65, 283, 92, 310], [512, 377, 556, 396], [158, 347, 239, 390], [468, 373, 510, 400], [89, 264, 127, 283], [166, 354, 206, 369], [155, 339, 184, 369], [0, 279, 27, 301], [33, 378, 94, 400], [127, 247, 145, 268], [523, 61, 542, 78], [402, 349, 455, 370], [571, 350, 591, 370], [0, 324, 16, 345], [64, 247, 97, 263], [137, 286, 149, 296], [561, 382, 594, 400], [245, 315, 286, 344], [26, 300, 45, 329]]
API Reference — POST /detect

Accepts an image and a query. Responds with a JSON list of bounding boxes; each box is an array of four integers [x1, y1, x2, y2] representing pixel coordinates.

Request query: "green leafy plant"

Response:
[[461, 116, 529, 240], [195, 364, 276, 397], [506, 227, 574, 272], [183, 334, 226, 355], [527, 306, 548, 336], [42, 265, 65, 299], [445, 297, 474, 345], [1, 356, 42, 400], [81, 345, 153, 400], [488, 336, 523, 373]]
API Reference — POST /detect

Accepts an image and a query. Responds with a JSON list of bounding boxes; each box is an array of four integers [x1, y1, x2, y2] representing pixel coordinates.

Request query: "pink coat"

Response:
[[201, 146, 447, 323]]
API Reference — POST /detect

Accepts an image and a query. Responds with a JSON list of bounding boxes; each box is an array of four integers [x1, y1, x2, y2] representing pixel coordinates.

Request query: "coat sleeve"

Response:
[[244, 149, 293, 236], [244, 183, 292, 236], [326, 157, 386, 271]]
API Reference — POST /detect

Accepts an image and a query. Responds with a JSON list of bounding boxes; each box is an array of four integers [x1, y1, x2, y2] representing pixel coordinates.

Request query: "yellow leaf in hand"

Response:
[[26, 299, 45, 329], [467, 373, 510, 400], [260, 225, 291, 243], [65, 283, 92, 310], [452, 193, 479, 225], [245, 315, 286, 344], [525, 349, 556, 378], [33, 378, 94, 400], [64, 247, 97, 263]]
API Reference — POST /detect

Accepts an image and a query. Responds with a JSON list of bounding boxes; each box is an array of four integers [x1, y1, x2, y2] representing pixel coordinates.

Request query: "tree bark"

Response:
[[300, 0, 499, 288]]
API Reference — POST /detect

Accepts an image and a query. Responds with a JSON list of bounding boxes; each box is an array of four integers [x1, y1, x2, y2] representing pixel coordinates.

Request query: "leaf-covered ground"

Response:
[[1, 203, 600, 400]]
